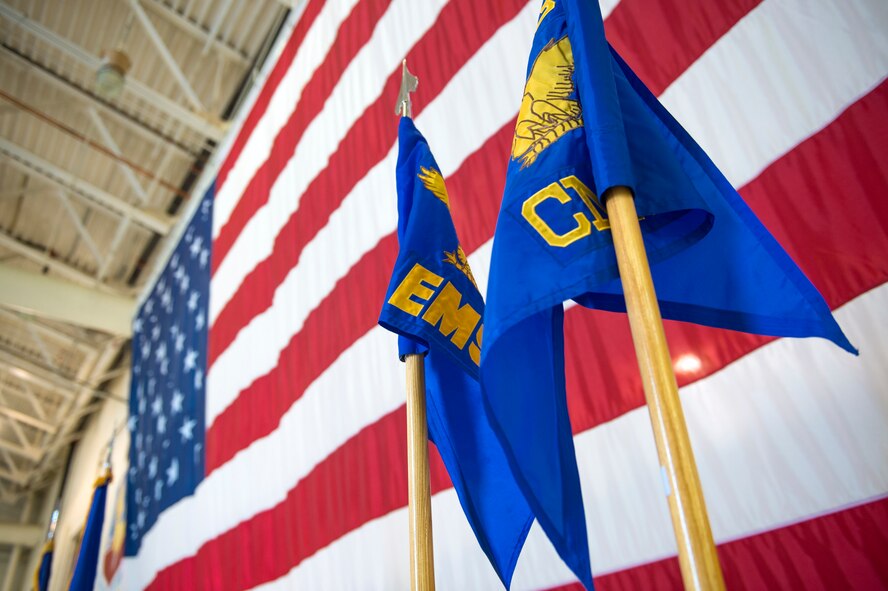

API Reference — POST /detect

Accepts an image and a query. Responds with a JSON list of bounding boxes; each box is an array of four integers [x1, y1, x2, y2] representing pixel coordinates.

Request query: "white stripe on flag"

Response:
[[213, 0, 363, 236], [659, 0, 888, 187]]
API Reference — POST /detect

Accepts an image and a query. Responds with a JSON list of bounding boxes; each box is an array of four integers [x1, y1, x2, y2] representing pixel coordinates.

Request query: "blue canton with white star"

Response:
[[125, 186, 212, 556]]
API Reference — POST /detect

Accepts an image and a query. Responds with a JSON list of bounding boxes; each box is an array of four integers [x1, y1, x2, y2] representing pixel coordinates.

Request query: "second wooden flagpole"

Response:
[[398, 59, 435, 591], [605, 186, 726, 591], [404, 354, 436, 591]]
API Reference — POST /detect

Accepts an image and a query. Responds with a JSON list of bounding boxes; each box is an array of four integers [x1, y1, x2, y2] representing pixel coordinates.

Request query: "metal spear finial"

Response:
[[395, 59, 418, 117]]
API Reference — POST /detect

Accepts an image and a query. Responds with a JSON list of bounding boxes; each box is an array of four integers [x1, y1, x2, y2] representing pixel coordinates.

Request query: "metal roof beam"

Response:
[[0, 309, 98, 356], [1, 382, 49, 423], [137, 0, 249, 65], [202, 0, 235, 55], [0, 264, 135, 335], [127, 0, 206, 112], [0, 231, 107, 289], [0, 138, 172, 234], [0, 466, 25, 487], [0, 44, 196, 159], [0, 433, 39, 462], [54, 189, 105, 266], [0, 405, 55, 434], [0, 352, 75, 400], [0, 521, 41, 545], [0, 2, 225, 140], [86, 108, 149, 204]]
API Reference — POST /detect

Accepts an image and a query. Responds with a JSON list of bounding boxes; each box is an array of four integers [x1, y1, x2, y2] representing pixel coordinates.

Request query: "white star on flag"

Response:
[[166, 458, 179, 485], [179, 418, 196, 442], [184, 349, 198, 372], [171, 391, 184, 414], [188, 291, 200, 312]]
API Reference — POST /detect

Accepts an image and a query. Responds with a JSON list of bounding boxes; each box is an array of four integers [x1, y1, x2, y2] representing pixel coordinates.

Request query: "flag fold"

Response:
[[379, 117, 533, 588]]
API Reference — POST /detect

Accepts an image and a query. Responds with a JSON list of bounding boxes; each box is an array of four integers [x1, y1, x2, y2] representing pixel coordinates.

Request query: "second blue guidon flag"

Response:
[[32, 538, 52, 591], [69, 469, 112, 591], [379, 117, 533, 587], [481, 0, 856, 588]]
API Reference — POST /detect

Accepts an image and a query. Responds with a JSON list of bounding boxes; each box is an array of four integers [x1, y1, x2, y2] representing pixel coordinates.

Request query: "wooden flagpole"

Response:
[[604, 186, 726, 591], [404, 353, 436, 591], [397, 60, 436, 591]]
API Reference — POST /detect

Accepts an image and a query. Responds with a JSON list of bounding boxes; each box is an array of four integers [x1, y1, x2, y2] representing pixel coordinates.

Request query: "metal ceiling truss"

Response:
[[0, 1, 225, 140], [0, 0, 292, 511], [0, 340, 123, 493], [138, 0, 249, 65], [0, 43, 198, 160], [0, 137, 171, 234]]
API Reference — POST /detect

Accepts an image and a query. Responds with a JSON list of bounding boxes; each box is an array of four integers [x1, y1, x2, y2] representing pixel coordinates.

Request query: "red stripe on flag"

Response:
[[150, 407, 452, 591], [546, 496, 888, 591], [215, 0, 327, 193], [208, 0, 530, 366], [206, 80, 888, 480], [212, 0, 393, 275], [605, 0, 764, 95]]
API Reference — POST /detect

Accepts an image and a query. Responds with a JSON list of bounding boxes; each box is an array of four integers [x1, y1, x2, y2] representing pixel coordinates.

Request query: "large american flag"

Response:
[[122, 0, 888, 589]]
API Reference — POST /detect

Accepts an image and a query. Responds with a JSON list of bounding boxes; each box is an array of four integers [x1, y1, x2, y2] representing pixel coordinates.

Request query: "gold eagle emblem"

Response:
[[417, 166, 450, 209], [444, 245, 477, 288], [511, 36, 582, 168]]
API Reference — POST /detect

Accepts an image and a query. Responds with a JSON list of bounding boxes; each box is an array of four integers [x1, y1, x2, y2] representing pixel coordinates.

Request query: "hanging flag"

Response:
[[125, 188, 212, 558], [379, 117, 534, 587], [32, 539, 53, 591], [481, 0, 857, 588], [69, 469, 112, 591]]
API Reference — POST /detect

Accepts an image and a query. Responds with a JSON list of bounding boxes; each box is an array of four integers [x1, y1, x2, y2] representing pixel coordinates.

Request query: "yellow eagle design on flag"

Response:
[[418, 166, 450, 209], [511, 35, 583, 168], [444, 245, 477, 288]]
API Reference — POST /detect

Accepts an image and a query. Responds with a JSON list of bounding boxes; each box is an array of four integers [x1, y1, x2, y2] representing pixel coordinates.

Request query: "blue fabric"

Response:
[[126, 187, 213, 556], [35, 543, 52, 591], [379, 118, 533, 588], [69, 476, 110, 591], [482, 1, 855, 589]]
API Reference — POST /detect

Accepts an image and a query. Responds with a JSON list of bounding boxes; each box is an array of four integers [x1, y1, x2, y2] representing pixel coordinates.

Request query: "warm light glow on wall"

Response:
[[674, 353, 702, 375]]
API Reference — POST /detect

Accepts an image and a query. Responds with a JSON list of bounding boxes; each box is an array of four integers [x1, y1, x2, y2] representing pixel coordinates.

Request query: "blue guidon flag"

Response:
[[69, 469, 112, 591], [32, 538, 52, 591], [379, 117, 533, 588], [126, 188, 212, 556], [481, 0, 856, 588]]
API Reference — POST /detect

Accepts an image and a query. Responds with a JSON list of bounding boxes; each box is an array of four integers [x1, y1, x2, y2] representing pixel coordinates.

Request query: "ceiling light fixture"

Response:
[[96, 49, 132, 99]]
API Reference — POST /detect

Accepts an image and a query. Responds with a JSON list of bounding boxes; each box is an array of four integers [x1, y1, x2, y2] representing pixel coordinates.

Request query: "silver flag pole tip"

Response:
[[395, 59, 418, 117]]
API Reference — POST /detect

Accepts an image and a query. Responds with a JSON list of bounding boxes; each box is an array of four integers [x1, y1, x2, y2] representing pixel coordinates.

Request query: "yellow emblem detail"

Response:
[[538, 0, 555, 26], [443, 245, 477, 288], [511, 36, 582, 168], [418, 166, 450, 209]]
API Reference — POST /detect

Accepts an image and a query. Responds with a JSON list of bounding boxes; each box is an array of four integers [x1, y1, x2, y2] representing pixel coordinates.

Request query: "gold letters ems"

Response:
[[388, 264, 483, 366]]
